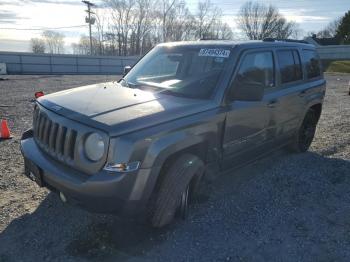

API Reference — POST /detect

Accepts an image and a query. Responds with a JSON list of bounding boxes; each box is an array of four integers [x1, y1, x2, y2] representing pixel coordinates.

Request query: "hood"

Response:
[[38, 82, 217, 136]]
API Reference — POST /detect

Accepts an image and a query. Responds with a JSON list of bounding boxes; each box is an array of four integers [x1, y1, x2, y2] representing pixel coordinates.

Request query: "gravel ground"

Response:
[[0, 74, 349, 262]]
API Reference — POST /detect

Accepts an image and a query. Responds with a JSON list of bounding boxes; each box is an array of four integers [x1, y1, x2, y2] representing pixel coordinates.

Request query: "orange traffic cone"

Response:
[[0, 119, 11, 139]]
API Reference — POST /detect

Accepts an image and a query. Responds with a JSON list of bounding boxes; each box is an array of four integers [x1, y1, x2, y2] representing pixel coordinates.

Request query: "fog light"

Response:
[[104, 161, 140, 173]]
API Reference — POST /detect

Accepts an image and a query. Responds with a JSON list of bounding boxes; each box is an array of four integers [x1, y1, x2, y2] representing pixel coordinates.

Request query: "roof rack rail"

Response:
[[263, 38, 310, 44], [198, 38, 220, 41]]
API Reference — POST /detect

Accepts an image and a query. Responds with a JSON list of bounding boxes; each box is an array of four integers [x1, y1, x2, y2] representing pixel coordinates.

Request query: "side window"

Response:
[[303, 50, 321, 79], [277, 50, 303, 84], [234, 51, 275, 89], [293, 50, 303, 80]]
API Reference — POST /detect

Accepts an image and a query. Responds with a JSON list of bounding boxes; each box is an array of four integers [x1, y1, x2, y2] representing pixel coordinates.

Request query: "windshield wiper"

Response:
[[119, 78, 130, 87], [158, 89, 189, 98], [119, 79, 143, 89]]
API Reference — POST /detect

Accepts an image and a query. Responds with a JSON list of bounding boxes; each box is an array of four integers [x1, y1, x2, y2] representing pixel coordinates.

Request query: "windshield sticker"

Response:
[[199, 48, 230, 58]]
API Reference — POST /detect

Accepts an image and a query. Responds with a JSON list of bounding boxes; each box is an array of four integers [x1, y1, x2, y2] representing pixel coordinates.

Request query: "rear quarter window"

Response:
[[303, 50, 321, 79]]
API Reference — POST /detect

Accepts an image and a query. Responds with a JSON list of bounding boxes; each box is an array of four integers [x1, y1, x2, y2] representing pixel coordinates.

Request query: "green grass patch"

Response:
[[323, 60, 350, 73]]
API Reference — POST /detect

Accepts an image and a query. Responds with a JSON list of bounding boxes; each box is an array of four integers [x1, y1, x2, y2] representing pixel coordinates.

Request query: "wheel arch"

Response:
[[309, 103, 322, 122], [141, 134, 210, 207], [154, 143, 207, 188]]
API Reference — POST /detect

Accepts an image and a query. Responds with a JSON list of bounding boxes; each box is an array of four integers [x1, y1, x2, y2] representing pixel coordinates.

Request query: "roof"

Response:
[[158, 40, 314, 49]]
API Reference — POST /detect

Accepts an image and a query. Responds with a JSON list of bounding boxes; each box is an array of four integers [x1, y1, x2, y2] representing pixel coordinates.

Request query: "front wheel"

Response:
[[150, 154, 204, 228], [289, 109, 318, 153]]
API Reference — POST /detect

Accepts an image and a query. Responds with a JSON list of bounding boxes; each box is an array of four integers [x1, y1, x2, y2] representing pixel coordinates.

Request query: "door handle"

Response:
[[267, 99, 278, 108]]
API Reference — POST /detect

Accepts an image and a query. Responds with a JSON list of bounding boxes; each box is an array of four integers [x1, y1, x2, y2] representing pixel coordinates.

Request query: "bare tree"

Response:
[[160, 0, 177, 42], [317, 18, 341, 38], [30, 38, 46, 53], [195, 0, 222, 39], [94, 8, 108, 55], [99, 0, 234, 55], [220, 23, 234, 40], [147, 10, 163, 47], [108, 0, 135, 55], [162, 1, 195, 41], [273, 18, 297, 39], [130, 0, 154, 55], [104, 30, 119, 55], [42, 30, 65, 54], [210, 20, 234, 40], [72, 36, 99, 55], [106, 0, 182, 55], [237, 1, 297, 40], [291, 26, 303, 40]]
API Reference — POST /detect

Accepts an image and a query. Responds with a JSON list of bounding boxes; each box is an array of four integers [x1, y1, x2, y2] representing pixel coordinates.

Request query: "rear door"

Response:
[[222, 49, 276, 168], [266, 48, 305, 142], [301, 48, 326, 104]]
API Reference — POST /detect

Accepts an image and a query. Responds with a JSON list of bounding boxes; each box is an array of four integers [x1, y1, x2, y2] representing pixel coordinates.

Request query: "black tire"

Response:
[[289, 109, 318, 153], [151, 153, 204, 228]]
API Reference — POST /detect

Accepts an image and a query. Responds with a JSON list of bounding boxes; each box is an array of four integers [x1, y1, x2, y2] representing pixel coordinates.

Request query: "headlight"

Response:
[[84, 133, 105, 161]]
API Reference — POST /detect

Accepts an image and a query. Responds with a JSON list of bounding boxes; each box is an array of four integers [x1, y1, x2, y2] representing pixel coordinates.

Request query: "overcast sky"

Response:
[[0, 0, 349, 53]]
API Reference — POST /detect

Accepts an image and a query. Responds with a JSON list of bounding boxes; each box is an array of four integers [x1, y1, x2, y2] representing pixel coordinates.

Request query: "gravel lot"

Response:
[[0, 74, 349, 262]]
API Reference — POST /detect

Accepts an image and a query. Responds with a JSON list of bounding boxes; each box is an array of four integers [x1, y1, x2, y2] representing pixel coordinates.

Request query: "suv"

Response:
[[21, 40, 326, 227]]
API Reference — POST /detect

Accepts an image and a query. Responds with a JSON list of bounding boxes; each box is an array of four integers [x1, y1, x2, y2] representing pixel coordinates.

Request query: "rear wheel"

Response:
[[289, 109, 318, 153], [150, 154, 204, 228]]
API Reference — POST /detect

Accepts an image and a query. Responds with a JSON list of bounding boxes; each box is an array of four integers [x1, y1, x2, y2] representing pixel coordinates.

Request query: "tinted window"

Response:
[[293, 51, 303, 79], [234, 51, 274, 89], [277, 50, 302, 84], [303, 50, 321, 79]]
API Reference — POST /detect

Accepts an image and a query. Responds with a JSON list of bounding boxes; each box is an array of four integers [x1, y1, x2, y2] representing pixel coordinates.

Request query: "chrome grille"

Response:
[[33, 106, 77, 162]]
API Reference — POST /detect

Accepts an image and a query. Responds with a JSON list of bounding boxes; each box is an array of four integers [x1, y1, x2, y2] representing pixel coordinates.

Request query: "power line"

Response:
[[0, 25, 86, 31]]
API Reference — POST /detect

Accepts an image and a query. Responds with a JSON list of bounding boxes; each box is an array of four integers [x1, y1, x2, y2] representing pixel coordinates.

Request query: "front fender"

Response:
[[141, 131, 205, 169], [107, 109, 225, 207]]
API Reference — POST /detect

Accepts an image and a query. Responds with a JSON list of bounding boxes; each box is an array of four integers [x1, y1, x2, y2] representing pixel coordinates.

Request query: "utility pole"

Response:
[[82, 0, 95, 55]]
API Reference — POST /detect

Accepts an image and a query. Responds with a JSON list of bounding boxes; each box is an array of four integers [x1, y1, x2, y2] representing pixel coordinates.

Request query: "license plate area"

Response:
[[24, 159, 43, 187]]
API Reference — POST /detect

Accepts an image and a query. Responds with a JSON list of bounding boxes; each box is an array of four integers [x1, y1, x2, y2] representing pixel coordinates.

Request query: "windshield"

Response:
[[121, 46, 232, 99]]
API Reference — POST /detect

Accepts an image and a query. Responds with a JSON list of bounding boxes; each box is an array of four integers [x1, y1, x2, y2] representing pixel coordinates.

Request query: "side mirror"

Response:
[[123, 66, 131, 75], [230, 81, 264, 102]]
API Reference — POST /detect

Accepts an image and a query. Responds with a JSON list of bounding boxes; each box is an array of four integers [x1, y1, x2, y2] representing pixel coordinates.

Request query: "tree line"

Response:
[[311, 10, 350, 44], [30, 1, 350, 56]]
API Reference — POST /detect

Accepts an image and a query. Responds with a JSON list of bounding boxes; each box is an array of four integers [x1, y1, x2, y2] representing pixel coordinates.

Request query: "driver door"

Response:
[[222, 50, 276, 169]]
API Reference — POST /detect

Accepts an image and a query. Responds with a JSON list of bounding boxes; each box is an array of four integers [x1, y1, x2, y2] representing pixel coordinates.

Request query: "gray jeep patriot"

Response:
[[21, 39, 326, 227]]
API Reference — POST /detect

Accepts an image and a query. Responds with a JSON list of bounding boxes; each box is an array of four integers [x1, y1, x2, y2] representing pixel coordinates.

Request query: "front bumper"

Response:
[[20, 130, 153, 216]]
